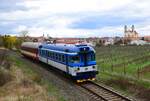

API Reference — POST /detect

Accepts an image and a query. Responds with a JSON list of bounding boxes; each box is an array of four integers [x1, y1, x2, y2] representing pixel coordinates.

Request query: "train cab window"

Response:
[[91, 54, 95, 61], [70, 56, 80, 63], [87, 53, 95, 61]]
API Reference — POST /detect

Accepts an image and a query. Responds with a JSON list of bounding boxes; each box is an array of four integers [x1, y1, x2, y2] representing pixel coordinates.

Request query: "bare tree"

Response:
[[20, 30, 29, 42], [0, 35, 3, 47]]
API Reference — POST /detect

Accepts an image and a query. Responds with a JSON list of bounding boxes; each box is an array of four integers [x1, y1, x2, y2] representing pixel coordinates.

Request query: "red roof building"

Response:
[[54, 38, 85, 44], [144, 36, 150, 43]]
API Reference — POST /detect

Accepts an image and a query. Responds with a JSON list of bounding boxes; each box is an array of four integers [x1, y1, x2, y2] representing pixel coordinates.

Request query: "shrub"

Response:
[[20, 78, 32, 88], [32, 74, 42, 84]]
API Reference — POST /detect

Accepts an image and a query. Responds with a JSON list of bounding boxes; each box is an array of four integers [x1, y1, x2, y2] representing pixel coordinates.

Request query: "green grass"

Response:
[[40, 79, 66, 101], [9, 56, 36, 76]]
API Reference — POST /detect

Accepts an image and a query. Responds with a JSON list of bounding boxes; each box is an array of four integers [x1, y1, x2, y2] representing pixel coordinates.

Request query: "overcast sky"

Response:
[[0, 0, 150, 37]]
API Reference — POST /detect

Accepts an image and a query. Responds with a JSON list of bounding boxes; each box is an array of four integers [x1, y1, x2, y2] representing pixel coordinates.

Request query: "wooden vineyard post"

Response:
[[103, 66, 105, 72], [137, 67, 140, 79], [102, 61, 105, 72], [123, 63, 126, 76], [111, 64, 113, 72], [123, 57, 126, 76]]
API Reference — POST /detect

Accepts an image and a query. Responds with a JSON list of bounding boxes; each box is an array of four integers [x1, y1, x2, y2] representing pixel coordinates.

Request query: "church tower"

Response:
[[131, 25, 134, 32], [124, 25, 128, 37], [124, 25, 127, 33]]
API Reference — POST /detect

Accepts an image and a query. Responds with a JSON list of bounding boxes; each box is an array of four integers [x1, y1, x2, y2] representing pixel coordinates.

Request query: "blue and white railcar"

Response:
[[38, 43, 98, 82]]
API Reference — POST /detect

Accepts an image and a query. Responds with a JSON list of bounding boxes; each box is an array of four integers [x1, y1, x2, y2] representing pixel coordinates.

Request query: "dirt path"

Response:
[[8, 50, 91, 101]]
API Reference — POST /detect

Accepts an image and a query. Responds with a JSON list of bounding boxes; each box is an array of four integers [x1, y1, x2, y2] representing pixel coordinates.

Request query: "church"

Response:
[[124, 25, 139, 41]]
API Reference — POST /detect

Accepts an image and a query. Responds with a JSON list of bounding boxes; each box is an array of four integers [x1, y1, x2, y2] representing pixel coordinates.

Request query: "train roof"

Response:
[[21, 42, 41, 49], [40, 43, 95, 53]]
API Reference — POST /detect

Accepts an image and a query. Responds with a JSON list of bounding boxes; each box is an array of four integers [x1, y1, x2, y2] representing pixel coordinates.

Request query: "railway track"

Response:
[[81, 81, 132, 101]]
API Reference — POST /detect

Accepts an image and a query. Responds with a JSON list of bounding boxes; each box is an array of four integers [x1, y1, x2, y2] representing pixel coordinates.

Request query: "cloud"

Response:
[[0, 0, 25, 11], [0, 0, 133, 21], [13, 25, 27, 33], [22, 0, 132, 13], [0, 0, 150, 37]]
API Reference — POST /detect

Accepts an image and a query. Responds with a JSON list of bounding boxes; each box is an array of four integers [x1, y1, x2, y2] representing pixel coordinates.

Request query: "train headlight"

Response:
[[93, 65, 97, 70], [93, 66, 95, 69], [74, 67, 80, 72]]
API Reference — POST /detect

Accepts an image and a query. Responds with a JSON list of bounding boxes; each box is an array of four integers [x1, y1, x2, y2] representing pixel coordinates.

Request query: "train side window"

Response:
[[48, 51, 50, 57], [48, 51, 49, 57], [45, 51, 47, 56], [53, 53, 56, 59], [42, 50, 44, 56], [50, 52, 52, 58], [56, 53, 58, 60], [50, 52, 53, 58], [59, 54, 62, 61], [39, 50, 41, 55], [48, 51, 51, 58], [41, 50, 43, 55], [62, 55, 65, 62], [52, 53, 54, 59], [58, 54, 61, 61], [44, 50, 46, 56], [47, 51, 49, 57], [46, 51, 48, 56], [57, 54, 59, 60]]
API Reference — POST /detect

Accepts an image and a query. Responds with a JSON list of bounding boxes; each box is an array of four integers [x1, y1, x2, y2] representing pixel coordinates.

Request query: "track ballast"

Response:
[[81, 81, 132, 101]]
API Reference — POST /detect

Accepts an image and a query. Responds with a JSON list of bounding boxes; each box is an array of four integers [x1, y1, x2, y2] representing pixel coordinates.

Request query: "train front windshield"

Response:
[[68, 52, 95, 66], [70, 56, 80, 63]]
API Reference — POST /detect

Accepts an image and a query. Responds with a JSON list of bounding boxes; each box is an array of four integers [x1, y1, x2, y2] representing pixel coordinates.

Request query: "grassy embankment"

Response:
[[0, 50, 66, 101]]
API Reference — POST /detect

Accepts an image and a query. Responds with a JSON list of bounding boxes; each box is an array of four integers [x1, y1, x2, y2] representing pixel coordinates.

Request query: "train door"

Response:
[[79, 52, 88, 67], [82, 53, 88, 66]]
